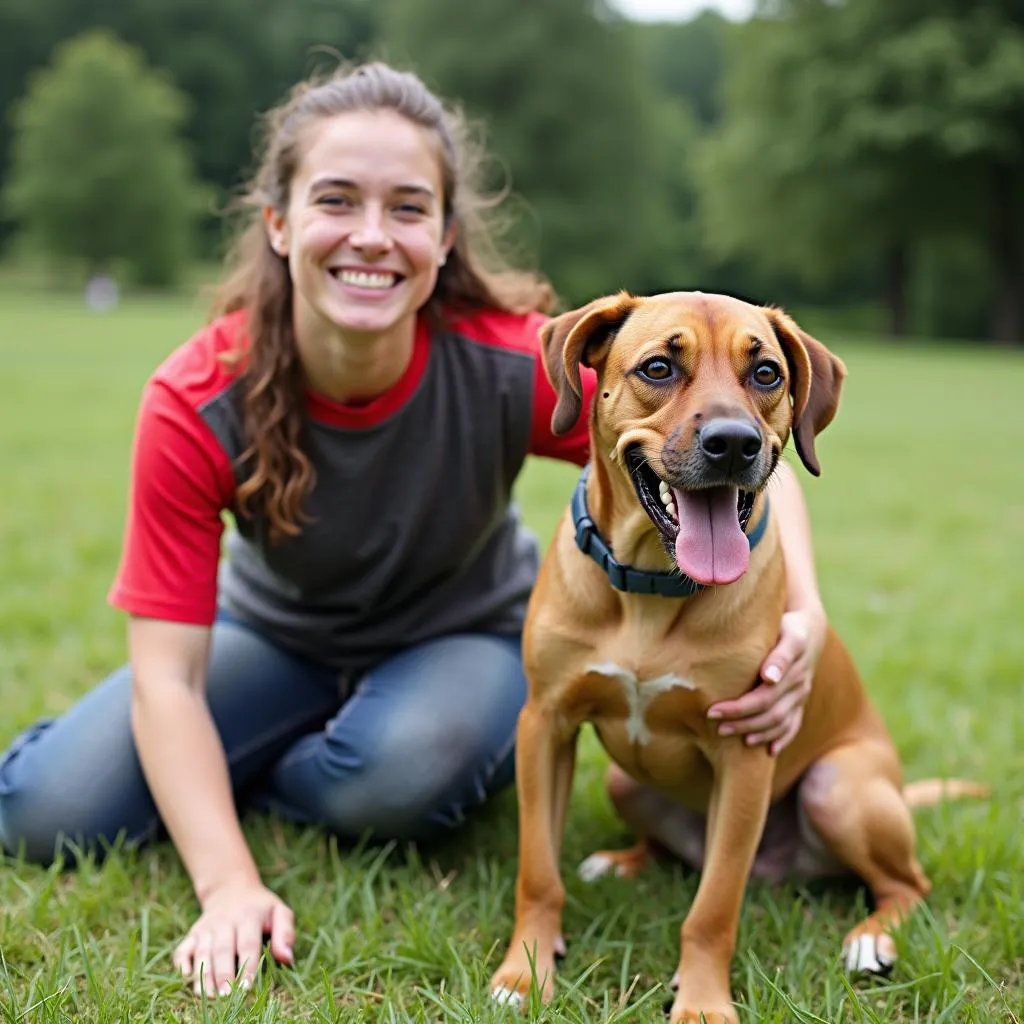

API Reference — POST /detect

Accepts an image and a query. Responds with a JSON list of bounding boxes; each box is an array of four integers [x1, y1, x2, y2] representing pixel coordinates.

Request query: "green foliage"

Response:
[[701, 0, 1024, 338], [633, 11, 730, 126], [0, 0, 379, 211], [0, 0, 1022, 327], [381, 0, 697, 304], [3, 29, 209, 287]]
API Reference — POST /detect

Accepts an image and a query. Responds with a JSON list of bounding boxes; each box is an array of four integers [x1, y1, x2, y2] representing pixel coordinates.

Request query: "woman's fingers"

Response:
[[268, 900, 295, 965], [172, 933, 196, 979], [235, 918, 264, 988]]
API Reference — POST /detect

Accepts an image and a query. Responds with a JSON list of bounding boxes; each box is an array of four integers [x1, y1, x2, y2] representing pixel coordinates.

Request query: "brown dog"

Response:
[[490, 291, 985, 1023]]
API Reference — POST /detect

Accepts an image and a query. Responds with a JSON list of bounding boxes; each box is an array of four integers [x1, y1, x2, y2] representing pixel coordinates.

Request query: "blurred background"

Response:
[[0, 0, 1022, 342]]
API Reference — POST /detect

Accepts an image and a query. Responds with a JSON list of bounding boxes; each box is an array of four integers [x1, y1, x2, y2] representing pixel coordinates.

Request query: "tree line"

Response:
[[1, 0, 1021, 341]]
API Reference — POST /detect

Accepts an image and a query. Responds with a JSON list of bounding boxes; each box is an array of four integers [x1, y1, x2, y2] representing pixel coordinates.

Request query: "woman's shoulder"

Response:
[[148, 309, 249, 410], [442, 306, 550, 358]]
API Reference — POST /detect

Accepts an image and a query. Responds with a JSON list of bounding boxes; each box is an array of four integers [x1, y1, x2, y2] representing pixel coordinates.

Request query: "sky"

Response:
[[612, 0, 756, 21]]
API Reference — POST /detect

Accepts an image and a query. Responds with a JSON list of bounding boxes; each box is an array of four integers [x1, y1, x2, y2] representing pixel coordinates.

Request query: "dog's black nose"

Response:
[[698, 418, 762, 473]]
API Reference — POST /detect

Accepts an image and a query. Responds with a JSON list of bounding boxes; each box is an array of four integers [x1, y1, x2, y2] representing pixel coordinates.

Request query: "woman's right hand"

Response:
[[171, 880, 295, 996]]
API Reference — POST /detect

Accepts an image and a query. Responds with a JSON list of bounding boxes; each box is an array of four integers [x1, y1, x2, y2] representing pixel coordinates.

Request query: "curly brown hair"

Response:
[[211, 62, 554, 543]]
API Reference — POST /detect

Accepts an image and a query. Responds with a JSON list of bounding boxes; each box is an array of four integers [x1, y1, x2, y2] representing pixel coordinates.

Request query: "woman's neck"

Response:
[[294, 315, 417, 404]]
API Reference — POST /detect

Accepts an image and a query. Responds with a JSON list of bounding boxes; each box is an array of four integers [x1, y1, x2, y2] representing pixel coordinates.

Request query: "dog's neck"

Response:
[[587, 456, 677, 575]]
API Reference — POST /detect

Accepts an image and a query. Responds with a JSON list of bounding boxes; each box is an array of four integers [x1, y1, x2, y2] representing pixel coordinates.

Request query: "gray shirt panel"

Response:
[[198, 327, 539, 670]]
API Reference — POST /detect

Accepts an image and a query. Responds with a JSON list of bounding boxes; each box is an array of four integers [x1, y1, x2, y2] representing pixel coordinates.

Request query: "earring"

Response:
[[438, 252, 448, 268]]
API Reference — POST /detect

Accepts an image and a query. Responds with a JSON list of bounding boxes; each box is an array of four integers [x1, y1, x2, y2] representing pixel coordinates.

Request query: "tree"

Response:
[[633, 11, 730, 127], [827, 0, 1024, 343], [0, 0, 379, 253], [698, 0, 1024, 341], [381, 0, 683, 304], [3, 29, 209, 287]]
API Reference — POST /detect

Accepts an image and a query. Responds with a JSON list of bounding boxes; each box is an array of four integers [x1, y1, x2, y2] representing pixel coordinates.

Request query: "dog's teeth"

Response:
[[659, 480, 670, 497], [660, 490, 672, 507]]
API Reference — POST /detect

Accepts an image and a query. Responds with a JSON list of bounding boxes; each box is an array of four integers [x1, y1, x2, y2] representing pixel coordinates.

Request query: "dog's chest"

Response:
[[585, 661, 699, 745]]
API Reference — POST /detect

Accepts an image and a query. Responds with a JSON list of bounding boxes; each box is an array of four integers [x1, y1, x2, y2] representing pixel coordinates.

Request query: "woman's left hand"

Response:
[[706, 605, 827, 756]]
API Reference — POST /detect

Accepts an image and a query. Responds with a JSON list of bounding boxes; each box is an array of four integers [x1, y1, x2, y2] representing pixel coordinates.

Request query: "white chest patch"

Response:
[[586, 662, 696, 744]]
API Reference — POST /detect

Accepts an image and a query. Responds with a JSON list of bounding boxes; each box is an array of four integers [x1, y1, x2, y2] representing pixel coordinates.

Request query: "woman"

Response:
[[0, 63, 826, 997]]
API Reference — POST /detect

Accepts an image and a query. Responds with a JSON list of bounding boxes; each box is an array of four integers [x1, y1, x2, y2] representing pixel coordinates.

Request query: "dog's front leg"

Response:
[[490, 700, 578, 1007], [669, 743, 774, 1024]]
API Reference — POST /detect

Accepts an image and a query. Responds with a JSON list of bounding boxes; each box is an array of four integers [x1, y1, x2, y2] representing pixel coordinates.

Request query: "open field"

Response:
[[1, 288, 1022, 1022]]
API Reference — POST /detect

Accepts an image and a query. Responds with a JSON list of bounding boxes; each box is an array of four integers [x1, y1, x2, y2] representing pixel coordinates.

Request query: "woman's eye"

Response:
[[319, 194, 352, 208], [752, 362, 782, 387], [395, 202, 428, 216], [638, 357, 674, 382]]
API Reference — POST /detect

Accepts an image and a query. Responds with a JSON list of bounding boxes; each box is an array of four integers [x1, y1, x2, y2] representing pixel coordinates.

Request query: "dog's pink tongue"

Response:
[[672, 485, 749, 585]]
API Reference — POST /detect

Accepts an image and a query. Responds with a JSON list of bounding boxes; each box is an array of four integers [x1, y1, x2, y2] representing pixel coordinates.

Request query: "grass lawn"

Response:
[[1, 286, 1022, 1023]]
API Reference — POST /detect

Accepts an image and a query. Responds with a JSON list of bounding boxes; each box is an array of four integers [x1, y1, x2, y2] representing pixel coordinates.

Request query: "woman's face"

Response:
[[264, 109, 455, 349]]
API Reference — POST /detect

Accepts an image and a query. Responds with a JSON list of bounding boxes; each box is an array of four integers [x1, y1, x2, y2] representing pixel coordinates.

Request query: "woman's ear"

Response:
[[262, 206, 289, 257]]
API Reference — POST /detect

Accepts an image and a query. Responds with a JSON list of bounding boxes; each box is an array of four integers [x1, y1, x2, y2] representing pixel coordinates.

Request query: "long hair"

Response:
[[211, 62, 554, 542]]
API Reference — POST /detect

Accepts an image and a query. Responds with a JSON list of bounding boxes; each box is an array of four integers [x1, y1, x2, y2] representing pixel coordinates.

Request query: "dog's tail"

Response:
[[903, 778, 991, 808]]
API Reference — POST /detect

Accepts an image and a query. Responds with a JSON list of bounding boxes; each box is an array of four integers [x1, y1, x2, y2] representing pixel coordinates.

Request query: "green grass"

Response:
[[1, 286, 1022, 1023]]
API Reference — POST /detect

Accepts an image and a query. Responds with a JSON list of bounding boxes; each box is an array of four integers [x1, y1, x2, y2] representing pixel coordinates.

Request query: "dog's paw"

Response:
[[578, 852, 617, 882], [490, 951, 556, 1009], [491, 984, 524, 1009], [842, 932, 896, 974], [668, 1000, 738, 1024], [578, 844, 649, 882]]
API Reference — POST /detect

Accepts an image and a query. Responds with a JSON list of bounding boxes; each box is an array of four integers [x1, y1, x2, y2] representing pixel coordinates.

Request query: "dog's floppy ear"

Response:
[[765, 307, 847, 476], [540, 291, 637, 435]]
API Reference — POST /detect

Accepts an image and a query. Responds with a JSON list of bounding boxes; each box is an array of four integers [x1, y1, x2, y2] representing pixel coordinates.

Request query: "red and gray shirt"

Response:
[[109, 307, 593, 670]]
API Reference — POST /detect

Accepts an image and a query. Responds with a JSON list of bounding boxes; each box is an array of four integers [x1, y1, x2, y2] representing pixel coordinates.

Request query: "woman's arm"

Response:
[[129, 618, 294, 995], [707, 462, 828, 754]]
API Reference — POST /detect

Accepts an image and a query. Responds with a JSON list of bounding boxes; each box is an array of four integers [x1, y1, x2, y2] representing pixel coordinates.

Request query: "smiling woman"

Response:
[[262, 110, 456, 392], [0, 60, 828, 1002]]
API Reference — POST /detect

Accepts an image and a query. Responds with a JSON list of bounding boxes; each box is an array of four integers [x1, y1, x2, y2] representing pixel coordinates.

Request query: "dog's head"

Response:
[[542, 290, 846, 585]]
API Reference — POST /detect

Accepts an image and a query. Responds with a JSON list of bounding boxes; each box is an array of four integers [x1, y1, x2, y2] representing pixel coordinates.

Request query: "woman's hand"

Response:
[[707, 605, 827, 756], [172, 880, 295, 996]]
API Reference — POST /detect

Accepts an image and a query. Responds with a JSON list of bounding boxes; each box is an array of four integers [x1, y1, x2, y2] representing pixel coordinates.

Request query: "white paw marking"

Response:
[[843, 935, 895, 974], [585, 663, 695, 745], [491, 985, 523, 1007], [578, 852, 615, 882]]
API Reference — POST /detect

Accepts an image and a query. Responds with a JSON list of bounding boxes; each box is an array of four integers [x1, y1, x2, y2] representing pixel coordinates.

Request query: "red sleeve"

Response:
[[527, 313, 594, 466], [108, 380, 236, 625]]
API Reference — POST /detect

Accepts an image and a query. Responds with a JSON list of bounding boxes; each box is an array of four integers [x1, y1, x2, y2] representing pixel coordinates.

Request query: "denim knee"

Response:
[[314, 719, 500, 842], [0, 719, 157, 865]]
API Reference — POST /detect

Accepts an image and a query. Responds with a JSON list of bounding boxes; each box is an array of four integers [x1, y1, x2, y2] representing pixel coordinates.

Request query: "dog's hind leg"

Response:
[[798, 743, 932, 974], [578, 763, 707, 881]]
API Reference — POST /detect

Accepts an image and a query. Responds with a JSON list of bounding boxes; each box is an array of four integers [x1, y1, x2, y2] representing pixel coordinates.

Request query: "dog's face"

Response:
[[542, 291, 846, 585]]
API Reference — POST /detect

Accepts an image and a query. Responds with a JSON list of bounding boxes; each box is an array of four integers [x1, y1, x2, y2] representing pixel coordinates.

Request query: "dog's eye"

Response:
[[638, 357, 674, 382], [752, 362, 782, 388]]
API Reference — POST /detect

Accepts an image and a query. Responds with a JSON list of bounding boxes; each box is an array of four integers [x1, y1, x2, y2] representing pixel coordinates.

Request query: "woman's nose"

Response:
[[349, 205, 392, 254]]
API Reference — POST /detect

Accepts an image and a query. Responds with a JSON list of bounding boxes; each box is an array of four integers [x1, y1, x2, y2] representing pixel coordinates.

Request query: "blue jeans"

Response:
[[0, 614, 526, 864]]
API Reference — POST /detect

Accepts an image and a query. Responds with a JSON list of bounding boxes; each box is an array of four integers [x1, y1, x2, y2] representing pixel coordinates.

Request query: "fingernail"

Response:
[[707, 709, 722, 719], [240, 978, 253, 991], [764, 665, 782, 683], [718, 725, 733, 736], [218, 983, 232, 997]]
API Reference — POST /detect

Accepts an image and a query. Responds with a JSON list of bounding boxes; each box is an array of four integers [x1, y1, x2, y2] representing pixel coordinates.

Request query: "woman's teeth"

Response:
[[658, 479, 677, 521], [336, 270, 396, 289]]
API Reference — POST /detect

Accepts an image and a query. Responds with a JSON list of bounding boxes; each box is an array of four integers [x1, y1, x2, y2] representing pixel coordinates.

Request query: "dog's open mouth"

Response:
[[625, 447, 756, 586]]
